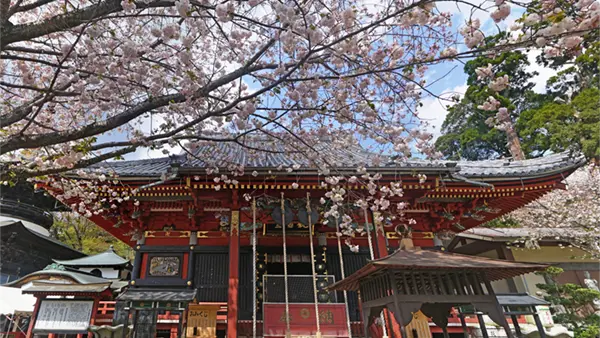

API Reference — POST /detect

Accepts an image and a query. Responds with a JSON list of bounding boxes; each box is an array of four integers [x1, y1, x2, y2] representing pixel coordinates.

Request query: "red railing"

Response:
[[95, 301, 116, 325]]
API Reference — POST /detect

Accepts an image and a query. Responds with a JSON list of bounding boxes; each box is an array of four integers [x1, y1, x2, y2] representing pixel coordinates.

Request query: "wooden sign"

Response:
[[33, 300, 93, 333], [264, 222, 313, 235], [186, 305, 219, 338]]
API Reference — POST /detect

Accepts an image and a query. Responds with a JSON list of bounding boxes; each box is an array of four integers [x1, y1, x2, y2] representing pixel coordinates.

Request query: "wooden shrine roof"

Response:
[[21, 281, 111, 294], [53, 245, 130, 267], [5, 269, 113, 288], [328, 249, 547, 291], [87, 138, 584, 179]]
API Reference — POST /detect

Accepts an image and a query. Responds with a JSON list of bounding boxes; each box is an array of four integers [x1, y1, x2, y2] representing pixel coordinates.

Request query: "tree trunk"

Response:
[[505, 122, 525, 161]]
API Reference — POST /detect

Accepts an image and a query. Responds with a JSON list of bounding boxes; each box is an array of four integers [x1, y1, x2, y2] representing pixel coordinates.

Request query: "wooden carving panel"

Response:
[[149, 256, 180, 276]]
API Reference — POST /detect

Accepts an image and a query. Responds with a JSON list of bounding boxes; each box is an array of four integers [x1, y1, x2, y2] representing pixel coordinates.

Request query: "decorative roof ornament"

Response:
[[43, 263, 66, 271]]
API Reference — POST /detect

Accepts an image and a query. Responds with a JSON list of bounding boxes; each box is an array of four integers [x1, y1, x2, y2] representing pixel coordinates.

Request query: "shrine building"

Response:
[[37, 140, 584, 338]]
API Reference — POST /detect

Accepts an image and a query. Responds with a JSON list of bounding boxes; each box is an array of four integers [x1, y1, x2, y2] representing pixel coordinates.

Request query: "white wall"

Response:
[[0, 286, 36, 314], [75, 267, 119, 279]]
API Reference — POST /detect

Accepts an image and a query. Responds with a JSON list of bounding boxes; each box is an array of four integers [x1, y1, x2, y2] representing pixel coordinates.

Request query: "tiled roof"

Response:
[[328, 248, 547, 291], [0, 220, 84, 258], [456, 227, 598, 241], [53, 246, 129, 267], [495, 293, 549, 306], [90, 139, 585, 178], [21, 281, 111, 294], [4, 269, 111, 287]]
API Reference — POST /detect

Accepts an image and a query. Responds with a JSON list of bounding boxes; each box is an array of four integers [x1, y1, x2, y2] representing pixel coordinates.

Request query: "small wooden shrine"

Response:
[[5, 248, 130, 338], [36, 139, 584, 338], [328, 248, 547, 338]]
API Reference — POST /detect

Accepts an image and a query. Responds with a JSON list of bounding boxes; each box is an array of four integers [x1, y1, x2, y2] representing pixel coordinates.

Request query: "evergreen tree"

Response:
[[435, 34, 543, 160], [536, 267, 600, 337]]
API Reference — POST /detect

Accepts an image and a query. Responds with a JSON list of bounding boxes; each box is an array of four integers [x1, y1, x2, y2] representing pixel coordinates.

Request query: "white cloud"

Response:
[[525, 50, 565, 93], [436, 0, 491, 26], [417, 83, 468, 139]]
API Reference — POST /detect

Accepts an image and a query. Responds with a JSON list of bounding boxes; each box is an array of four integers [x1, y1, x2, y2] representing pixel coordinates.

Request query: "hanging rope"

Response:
[[362, 207, 375, 260], [363, 207, 389, 338], [281, 192, 291, 335], [335, 217, 353, 337], [252, 198, 257, 338], [306, 193, 322, 337]]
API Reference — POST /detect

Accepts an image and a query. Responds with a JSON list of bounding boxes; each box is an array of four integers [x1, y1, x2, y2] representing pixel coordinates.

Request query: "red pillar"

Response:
[[227, 210, 240, 337], [373, 212, 389, 259], [373, 213, 403, 337], [87, 297, 100, 338], [26, 296, 42, 338]]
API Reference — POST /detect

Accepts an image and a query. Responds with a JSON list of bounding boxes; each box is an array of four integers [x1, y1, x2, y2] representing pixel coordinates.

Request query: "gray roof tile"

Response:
[[89, 140, 585, 178], [21, 281, 111, 294], [53, 246, 129, 267], [4, 269, 111, 287]]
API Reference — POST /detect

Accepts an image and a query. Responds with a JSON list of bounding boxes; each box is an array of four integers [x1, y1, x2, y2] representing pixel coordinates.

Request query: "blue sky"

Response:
[[96, 1, 559, 162]]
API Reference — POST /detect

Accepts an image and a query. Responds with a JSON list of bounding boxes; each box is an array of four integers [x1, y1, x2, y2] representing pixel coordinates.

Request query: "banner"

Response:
[[34, 300, 93, 333], [186, 305, 219, 338], [263, 303, 349, 337]]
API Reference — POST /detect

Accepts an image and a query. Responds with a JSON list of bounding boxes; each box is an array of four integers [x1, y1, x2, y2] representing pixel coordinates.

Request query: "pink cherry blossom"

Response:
[[478, 96, 501, 111], [475, 64, 494, 80], [491, 4, 511, 23], [489, 75, 510, 92]]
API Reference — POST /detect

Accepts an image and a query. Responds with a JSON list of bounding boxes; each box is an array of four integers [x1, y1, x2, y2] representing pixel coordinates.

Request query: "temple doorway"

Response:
[[266, 262, 312, 275]]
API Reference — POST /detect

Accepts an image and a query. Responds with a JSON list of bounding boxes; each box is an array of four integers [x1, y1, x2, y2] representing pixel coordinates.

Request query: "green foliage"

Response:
[[435, 35, 542, 160], [50, 213, 133, 259], [483, 216, 521, 228], [517, 88, 600, 159], [576, 325, 600, 338], [437, 36, 599, 161], [535, 267, 600, 333]]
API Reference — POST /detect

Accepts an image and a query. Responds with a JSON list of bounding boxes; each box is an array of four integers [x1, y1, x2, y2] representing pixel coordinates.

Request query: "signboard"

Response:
[[263, 303, 349, 337], [34, 300, 93, 333], [535, 305, 554, 326], [264, 222, 312, 235], [186, 305, 219, 338]]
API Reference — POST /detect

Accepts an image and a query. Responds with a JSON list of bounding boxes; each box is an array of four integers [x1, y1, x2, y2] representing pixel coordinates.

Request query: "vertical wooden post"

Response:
[[511, 315, 522, 338], [26, 296, 42, 338], [372, 212, 393, 338], [483, 276, 515, 338], [458, 312, 469, 338], [372, 211, 389, 259], [476, 312, 490, 338], [227, 210, 240, 337], [533, 312, 547, 338], [88, 297, 100, 338]]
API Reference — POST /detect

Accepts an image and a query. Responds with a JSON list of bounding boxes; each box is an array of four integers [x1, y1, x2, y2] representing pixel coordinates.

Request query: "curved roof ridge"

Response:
[[52, 245, 129, 267], [4, 269, 112, 288], [84, 140, 585, 179]]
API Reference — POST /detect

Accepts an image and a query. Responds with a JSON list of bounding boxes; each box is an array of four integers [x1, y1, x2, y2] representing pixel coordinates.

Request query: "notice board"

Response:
[[34, 300, 93, 333]]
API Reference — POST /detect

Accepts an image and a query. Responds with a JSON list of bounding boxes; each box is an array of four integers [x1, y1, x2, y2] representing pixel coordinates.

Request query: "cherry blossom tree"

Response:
[[1, 0, 599, 244], [508, 165, 600, 258], [2, 0, 599, 182]]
